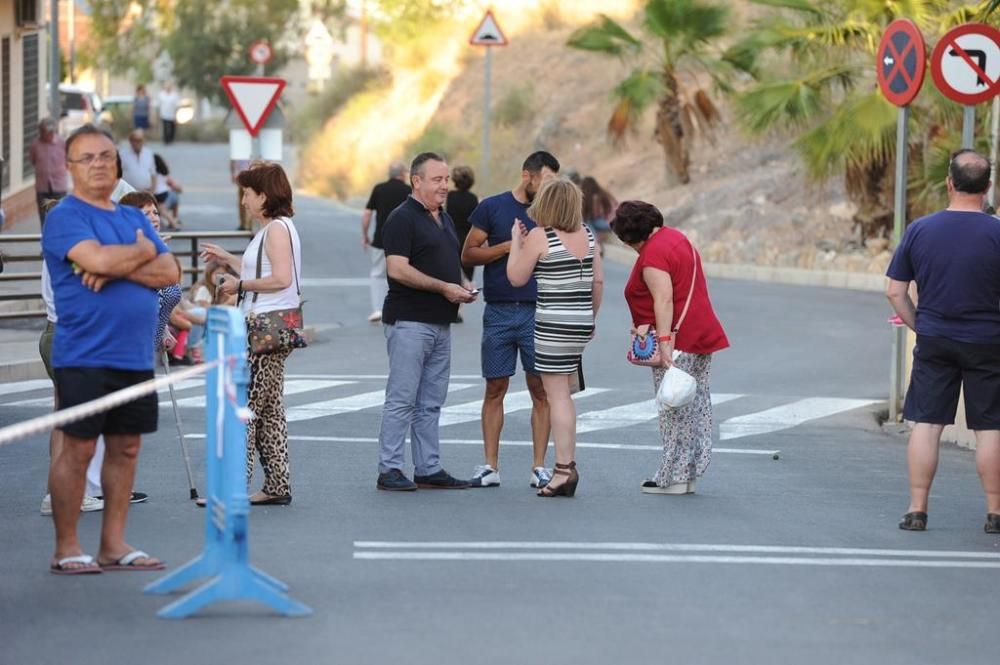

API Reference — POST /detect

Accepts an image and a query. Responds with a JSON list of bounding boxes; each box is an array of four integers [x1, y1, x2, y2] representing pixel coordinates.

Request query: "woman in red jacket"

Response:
[[613, 201, 729, 495]]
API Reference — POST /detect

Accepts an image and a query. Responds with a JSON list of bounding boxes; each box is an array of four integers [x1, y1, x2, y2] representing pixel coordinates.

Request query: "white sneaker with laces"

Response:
[[40, 494, 105, 515], [469, 464, 500, 488], [530, 466, 553, 488]]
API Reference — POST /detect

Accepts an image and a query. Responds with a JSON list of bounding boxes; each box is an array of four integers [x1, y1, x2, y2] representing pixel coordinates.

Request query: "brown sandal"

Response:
[[537, 462, 578, 498]]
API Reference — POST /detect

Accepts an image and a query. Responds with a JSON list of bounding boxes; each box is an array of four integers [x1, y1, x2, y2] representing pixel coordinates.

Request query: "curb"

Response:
[[602, 244, 886, 293], [0, 358, 46, 383]]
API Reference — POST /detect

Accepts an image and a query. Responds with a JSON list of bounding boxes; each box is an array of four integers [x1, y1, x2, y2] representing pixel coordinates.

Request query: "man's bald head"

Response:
[[949, 149, 991, 194]]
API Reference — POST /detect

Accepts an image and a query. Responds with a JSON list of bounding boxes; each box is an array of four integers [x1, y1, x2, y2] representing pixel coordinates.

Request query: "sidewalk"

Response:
[[0, 326, 46, 382]]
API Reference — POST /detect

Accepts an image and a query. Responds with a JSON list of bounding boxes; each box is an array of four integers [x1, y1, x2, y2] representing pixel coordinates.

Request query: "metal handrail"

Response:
[[0, 230, 253, 320]]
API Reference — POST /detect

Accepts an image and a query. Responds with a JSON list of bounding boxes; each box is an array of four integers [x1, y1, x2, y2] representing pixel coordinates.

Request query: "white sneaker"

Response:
[[530, 466, 553, 488], [640, 480, 692, 495], [469, 464, 500, 488], [367, 310, 382, 323], [40, 494, 105, 515]]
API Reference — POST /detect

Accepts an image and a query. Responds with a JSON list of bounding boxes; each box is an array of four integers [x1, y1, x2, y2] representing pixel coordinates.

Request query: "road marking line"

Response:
[[285, 383, 475, 423], [5, 378, 208, 409], [180, 433, 777, 456], [0, 380, 54, 396], [285, 374, 483, 380], [576, 393, 743, 433], [351, 552, 1000, 569], [166, 379, 354, 409], [719, 397, 879, 440], [440, 388, 609, 427], [300, 277, 372, 286], [352, 541, 1000, 559]]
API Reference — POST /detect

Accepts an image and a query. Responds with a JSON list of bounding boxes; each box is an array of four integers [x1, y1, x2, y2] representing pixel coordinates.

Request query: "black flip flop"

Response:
[[899, 511, 928, 531], [985, 513, 1000, 534]]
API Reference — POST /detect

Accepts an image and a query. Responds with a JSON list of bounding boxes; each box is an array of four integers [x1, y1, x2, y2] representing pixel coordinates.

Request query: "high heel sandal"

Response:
[[537, 462, 578, 498]]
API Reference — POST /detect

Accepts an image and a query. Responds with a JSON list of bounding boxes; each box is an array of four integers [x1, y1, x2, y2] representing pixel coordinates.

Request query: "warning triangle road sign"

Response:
[[470, 10, 508, 47], [220, 76, 287, 137]]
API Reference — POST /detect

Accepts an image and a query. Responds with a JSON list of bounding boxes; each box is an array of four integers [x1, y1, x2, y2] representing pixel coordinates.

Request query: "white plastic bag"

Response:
[[656, 352, 696, 409]]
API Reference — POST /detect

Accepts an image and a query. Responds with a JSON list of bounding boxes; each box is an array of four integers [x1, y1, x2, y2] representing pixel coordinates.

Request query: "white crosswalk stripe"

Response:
[[719, 397, 879, 440], [439, 387, 608, 427], [163, 379, 353, 409], [0, 375, 881, 441], [286, 382, 476, 423], [576, 393, 743, 434]]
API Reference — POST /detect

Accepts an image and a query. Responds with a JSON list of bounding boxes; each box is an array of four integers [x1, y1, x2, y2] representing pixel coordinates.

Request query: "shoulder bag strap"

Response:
[[250, 219, 301, 304], [672, 240, 699, 333]]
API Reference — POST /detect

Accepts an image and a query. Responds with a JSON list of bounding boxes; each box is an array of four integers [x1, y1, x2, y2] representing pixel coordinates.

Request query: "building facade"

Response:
[[0, 0, 47, 230]]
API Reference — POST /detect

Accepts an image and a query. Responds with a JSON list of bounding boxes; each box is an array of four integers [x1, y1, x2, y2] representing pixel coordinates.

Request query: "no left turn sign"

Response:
[[931, 23, 1000, 105]]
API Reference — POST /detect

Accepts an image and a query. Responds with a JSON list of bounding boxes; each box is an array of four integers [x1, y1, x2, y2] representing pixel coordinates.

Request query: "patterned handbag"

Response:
[[627, 241, 698, 367], [246, 220, 308, 355]]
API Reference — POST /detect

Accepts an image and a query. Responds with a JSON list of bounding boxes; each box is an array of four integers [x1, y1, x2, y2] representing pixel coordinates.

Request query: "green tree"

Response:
[[567, 0, 734, 184], [731, 0, 987, 238], [164, 0, 300, 104]]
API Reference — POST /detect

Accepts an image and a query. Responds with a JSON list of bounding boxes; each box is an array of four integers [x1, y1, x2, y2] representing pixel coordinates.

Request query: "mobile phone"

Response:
[[468, 288, 480, 296]]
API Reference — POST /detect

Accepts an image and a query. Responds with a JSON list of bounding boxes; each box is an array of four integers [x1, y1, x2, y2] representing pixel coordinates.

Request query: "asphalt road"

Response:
[[0, 143, 997, 665]]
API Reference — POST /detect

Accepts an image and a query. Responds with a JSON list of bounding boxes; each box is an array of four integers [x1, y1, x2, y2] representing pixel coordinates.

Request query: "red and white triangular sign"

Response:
[[470, 10, 508, 46], [220, 76, 286, 137]]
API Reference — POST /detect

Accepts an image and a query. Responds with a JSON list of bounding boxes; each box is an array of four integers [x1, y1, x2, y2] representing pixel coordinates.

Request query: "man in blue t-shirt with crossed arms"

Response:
[[887, 148, 1000, 535], [42, 125, 179, 574], [461, 151, 560, 489]]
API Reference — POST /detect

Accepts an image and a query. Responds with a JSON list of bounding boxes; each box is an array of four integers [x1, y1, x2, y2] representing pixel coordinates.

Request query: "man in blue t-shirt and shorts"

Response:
[[42, 125, 180, 574], [461, 151, 560, 488], [887, 148, 1000, 535]]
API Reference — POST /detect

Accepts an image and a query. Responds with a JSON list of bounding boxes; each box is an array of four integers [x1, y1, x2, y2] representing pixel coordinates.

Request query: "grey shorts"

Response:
[[38, 321, 55, 382]]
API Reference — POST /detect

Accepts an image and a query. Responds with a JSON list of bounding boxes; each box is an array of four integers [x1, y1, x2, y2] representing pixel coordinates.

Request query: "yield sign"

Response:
[[876, 19, 926, 107], [470, 10, 508, 47], [931, 23, 1000, 105], [220, 75, 286, 137]]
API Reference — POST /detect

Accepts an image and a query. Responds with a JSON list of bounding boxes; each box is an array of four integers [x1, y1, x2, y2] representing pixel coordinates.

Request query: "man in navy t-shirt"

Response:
[[42, 125, 179, 574], [886, 148, 1000, 535], [460, 151, 560, 489]]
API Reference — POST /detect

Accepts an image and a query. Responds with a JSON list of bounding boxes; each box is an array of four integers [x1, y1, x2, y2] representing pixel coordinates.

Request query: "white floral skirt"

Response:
[[651, 353, 714, 486]]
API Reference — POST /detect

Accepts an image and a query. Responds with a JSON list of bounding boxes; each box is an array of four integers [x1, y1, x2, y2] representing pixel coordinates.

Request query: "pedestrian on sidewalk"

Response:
[[132, 84, 151, 130], [507, 177, 602, 498], [613, 200, 728, 495], [376, 152, 476, 491], [29, 118, 67, 227], [446, 165, 478, 311], [361, 161, 410, 323], [461, 151, 559, 489], [158, 82, 180, 145], [42, 124, 178, 574], [120, 129, 156, 192], [887, 149, 1000, 534], [201, 162, 304, 506]]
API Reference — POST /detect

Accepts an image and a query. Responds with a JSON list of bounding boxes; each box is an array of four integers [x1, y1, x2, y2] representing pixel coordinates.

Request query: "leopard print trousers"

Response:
[[246, 347, 292, 496]]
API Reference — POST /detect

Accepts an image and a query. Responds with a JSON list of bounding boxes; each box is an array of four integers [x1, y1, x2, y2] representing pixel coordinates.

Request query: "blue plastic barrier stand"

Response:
[[144, 306, 312, 618]]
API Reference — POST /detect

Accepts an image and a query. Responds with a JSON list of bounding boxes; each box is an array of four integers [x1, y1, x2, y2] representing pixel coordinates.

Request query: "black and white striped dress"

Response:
[[533, 226, 596, 374]]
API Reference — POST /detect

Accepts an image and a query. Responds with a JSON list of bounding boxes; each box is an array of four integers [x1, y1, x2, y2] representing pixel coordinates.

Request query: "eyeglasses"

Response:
[[66, 151, 116, 166]]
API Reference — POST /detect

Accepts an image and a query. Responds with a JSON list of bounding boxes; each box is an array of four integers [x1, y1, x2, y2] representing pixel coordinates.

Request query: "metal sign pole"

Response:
[[889, 105, 910, 422], [481, 47, 493, 189], [48, 0, 61, 118], [990, 97, 999, 208], [962, 105, 976, 149]]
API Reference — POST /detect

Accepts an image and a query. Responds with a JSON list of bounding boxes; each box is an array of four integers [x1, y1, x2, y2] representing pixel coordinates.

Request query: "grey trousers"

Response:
[[378, 321, 452, 475]]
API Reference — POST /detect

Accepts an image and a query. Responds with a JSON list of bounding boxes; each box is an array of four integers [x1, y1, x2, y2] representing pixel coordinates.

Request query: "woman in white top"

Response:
[[200, 162, 303, 506]]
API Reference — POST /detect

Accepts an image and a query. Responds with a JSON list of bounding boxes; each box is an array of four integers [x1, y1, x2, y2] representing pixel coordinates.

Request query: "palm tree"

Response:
[[731, 0, 987, 239], [567, 0, 733, 185]]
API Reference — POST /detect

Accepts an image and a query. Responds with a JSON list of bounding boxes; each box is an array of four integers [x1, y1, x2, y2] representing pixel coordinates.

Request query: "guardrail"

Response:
[[0, 231, 253, 320]]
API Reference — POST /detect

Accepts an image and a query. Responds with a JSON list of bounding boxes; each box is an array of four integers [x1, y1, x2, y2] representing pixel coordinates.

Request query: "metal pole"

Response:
[[162, 351, 199, 500], [48, 0, 60, 119], [68, 0, 75, 83], [962, 105, 975, 149], [889, 105, 910, 422], [989, 97, 999, 209], [481, 47, 492, 189]]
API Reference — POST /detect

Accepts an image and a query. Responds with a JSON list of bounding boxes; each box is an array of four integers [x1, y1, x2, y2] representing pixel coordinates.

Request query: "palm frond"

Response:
[[607, 68, 663, 141], [644, 0, 729, 45], [567, 14, 641, 57], [983, 0, 1000, 17], [735, 65, 857, 135], [792, 91, 896, 182], [747, 0, 823, 15]]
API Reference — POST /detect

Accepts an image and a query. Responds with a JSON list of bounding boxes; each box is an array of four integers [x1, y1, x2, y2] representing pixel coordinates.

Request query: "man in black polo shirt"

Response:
[[376, 152, 478, 491], [362, 161, 410, 322]]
